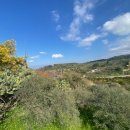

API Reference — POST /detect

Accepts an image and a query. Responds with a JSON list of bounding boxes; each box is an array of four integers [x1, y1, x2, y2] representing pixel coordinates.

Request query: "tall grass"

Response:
[[0, 107, 92, 130]]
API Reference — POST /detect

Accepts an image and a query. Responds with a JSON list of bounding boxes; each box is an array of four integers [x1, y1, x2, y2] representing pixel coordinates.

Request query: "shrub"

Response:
[[0, 40, 27, 71], [0, 67, 32, 121], [63, 71, 93, 89], [0, 39, 30, 121], [0, 67, 31, 96], [81, 84, 130, 130], [16, 75, 81, 129]]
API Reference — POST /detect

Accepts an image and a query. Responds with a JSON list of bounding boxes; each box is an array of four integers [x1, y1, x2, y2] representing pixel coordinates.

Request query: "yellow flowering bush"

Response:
[[0, 40, 27, 71], [0, 45, 11, 63]]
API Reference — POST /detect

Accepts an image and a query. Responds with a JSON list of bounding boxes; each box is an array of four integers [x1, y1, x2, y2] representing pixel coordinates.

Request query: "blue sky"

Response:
[[0, 0, 130, 68]]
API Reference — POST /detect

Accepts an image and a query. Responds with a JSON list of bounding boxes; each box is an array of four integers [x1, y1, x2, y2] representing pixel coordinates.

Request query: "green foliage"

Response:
[[63, 71, 93, 89], [55, 79, 71, 91], [0, 67, 32, 96], [0, 67, 32, 121], [81, 84, 130, 130], [14, 71, 130, 130], [0, 39, 31, 121], [0, 107, 28, 130], [0, 107, 92, 130], [16, 75, 81, 129]]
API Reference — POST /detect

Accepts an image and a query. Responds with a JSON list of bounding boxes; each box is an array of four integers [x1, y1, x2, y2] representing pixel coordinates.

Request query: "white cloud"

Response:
[[51, 10, 60, 22], [52, 54, 64, 59], [74, 0, 94, 22], [103, 12, 130, 36], [39, 52, 47, 54], [28, 60, 34, 63], [61, 17, 81, 41], [79, 34, 100, 46], [61, 0, 94, 41], [30, 55, 39, 59], [109, 35, 130, 55]]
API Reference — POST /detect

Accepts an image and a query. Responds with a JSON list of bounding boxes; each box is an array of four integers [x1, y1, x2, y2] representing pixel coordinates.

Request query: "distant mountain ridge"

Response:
[[39, 54, 130, 76], [85, 54, 130, 64]]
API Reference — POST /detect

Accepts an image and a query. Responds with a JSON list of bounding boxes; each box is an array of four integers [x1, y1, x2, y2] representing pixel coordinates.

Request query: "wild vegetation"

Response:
[[0, 40, 130, 130], [0, 40, 32, 122]]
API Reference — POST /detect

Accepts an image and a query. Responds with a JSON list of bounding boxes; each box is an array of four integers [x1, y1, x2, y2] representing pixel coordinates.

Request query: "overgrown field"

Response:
[[0, 40, 130, 130]]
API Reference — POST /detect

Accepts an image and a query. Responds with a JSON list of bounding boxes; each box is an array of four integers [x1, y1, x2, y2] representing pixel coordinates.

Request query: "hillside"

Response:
[[1, 41, 130, 130], [39, 54, 130, 77]]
